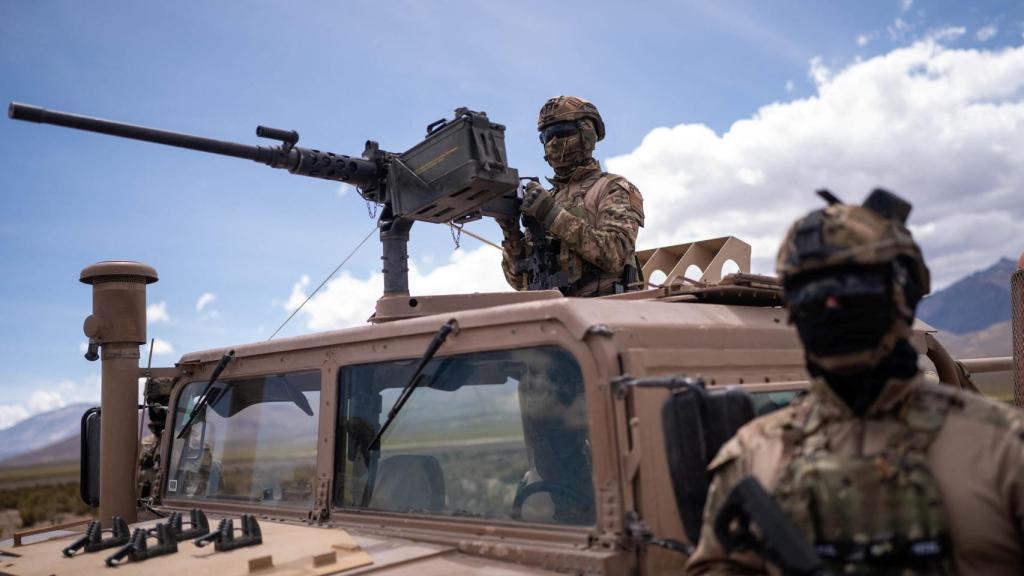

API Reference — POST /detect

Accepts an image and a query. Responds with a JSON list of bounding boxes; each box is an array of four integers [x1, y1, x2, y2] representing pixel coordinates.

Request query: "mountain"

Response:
[[934, 320, 1012, 359], [918, 258, 1016, 335], [0, 434, 80, 468], [0, 403, 93, 462]]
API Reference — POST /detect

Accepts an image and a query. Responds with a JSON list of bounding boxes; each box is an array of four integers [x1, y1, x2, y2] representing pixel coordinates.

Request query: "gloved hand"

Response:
[[521, 182, 561, 228]]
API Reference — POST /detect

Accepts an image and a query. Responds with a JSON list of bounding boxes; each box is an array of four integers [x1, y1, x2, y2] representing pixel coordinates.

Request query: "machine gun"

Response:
[[515, 177, 570, 291], [8, 102, 568, 295]]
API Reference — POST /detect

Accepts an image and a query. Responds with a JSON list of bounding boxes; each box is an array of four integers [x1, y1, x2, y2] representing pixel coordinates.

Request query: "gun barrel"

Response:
[[8, 102, 380, 187], [10, 102, 261, 161]]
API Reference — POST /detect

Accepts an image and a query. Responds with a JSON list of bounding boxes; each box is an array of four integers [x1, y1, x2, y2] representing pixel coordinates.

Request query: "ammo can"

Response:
[[389, 108, 519, 223]]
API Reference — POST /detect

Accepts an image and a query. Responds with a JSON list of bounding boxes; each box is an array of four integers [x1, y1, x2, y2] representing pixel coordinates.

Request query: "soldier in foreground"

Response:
[[687, 190, 1024, 575], [500, 96, 645, 296]]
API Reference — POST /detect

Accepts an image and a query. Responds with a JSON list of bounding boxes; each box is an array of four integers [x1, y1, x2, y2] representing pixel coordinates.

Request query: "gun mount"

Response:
[[8, 102, 521, 297]]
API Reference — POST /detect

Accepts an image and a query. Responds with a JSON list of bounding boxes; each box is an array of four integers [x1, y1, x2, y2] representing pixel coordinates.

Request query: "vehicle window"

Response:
[[334, 346, 593, 526], [750, 390, 801, 416], [167, 370, 320, 507]]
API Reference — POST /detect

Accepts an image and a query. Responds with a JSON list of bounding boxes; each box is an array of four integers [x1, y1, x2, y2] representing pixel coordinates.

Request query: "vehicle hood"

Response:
[[0, 517, 566, 575]]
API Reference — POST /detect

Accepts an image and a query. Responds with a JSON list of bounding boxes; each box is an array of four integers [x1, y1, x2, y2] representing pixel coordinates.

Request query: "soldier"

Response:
[[138, 405, 166, 499], [516, 353, 593, 524], [499, 96, 645, 297], [687, 190, 1024, 575]]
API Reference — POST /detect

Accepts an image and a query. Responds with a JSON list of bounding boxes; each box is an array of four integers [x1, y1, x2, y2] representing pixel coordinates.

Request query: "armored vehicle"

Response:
[[3, 103, 1019, 575]]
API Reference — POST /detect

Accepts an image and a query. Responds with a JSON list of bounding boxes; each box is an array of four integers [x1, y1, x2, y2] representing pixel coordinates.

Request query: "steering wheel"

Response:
[[511, 481, 592, 520]]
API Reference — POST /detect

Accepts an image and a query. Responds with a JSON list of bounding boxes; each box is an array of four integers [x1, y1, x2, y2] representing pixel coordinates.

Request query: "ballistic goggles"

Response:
[[539, 121, 579, 144], [784, 268, 891, 315]]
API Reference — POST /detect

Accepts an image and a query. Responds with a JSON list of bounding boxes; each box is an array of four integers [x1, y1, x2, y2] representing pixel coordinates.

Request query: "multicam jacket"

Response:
[[501, 161, 644, 297], [686, 374, 1024, 575], [138, 433, 160, 499]]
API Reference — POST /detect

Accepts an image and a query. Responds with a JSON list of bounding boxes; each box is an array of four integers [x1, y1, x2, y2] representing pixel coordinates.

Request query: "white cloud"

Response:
[[195, 292, 216, 312], [928, 26, 966, 42], [899, 0, 913, 12], [976, 25, 998, 42], [338, 183, 356, 197], [808, 56, 831, 85], [27, 389, 65, 413], [888, 17, 911, 41], [282, 244, 508, 331], [0, 374, 102, 430], [857, 34, 871, 47], [0, 405, 30, 430], [604, 39, 1024, 290], [147, 300, 170, 324], [147, 338, 175, 357], [785, 80, 795, 93]]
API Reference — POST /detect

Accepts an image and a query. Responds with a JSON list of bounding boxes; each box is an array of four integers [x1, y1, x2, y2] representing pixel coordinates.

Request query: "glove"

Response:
[[521, 182, 561, 228]]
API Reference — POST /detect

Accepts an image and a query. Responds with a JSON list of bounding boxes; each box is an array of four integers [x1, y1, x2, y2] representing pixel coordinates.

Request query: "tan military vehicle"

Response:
[[4, 103, 1019, 575]]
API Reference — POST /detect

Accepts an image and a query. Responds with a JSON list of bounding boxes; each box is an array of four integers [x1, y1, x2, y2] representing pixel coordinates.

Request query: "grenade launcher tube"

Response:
[[8, 102, 380, 186]]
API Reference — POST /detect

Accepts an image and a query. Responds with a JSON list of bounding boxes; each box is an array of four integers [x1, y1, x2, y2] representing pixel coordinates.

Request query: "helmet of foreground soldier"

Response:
[[537, 96, 605, 171], [776, 189, 930, 374]]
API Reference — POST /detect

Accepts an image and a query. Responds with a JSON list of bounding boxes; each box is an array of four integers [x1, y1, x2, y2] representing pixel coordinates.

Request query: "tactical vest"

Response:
[[552, 172, 642, 296], [772, 385, 956, 575]]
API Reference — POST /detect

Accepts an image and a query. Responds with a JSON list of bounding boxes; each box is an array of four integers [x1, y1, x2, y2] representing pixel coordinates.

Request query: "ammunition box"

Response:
[[390, 109, 519, 223]]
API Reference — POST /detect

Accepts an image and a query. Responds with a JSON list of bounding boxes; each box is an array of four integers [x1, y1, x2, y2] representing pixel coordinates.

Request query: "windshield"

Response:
[[167, 370, 320, 507], [334, 346, 594, 525], [751, 390, 802, 416]]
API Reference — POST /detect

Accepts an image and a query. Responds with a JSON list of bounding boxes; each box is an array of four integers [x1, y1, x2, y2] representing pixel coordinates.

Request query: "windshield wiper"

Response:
[[176, 350, 235, 440], [359, 319, 457, 507], [364, 319, 457, 459]]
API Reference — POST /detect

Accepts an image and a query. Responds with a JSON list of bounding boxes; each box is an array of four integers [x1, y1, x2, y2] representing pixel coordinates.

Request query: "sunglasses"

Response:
[[539, 121, 579, 144]]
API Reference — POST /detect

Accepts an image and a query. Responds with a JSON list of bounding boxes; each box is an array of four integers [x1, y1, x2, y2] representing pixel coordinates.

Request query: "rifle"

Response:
[[714, 476, 832, 576], [8, 102, 524, 296], [515, 177, 570, 292]]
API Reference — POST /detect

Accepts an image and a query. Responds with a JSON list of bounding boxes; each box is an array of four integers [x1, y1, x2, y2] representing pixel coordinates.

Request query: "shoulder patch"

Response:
[[601, 172, 644, 219]]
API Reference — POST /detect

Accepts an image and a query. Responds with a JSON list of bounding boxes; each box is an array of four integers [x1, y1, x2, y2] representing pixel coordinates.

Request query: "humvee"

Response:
[[3, 103, 1018, 575]]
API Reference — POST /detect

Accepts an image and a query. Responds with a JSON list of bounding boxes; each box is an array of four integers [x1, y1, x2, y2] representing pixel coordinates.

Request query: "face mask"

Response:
[[543, 134, 587, 170], [541, 119, 597, 171], [786, 269, 896, 362]]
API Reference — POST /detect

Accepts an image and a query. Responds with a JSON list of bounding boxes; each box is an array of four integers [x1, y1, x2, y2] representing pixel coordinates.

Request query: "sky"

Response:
[[1, 0, 1022, 429]]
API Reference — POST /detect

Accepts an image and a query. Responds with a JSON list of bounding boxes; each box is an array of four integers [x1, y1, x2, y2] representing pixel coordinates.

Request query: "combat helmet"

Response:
[[776, 189, 931, 372], [537, 96, 606, 141]]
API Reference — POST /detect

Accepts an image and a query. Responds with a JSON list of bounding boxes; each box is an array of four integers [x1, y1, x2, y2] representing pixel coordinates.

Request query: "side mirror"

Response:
[[660, 381, 711, 544], [79, 407, 101, 507], [661, 383, 756, 544]]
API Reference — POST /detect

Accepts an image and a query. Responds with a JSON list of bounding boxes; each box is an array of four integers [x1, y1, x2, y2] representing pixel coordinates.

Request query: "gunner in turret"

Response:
[[499, 96, 645, 297]]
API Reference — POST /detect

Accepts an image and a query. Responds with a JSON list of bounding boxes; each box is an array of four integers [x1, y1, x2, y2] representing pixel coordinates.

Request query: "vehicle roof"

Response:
[[178, 296, 794, 364]]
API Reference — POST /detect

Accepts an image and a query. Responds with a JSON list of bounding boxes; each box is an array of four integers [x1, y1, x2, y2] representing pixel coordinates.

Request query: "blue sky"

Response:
[[2, 0, 1022, 426]]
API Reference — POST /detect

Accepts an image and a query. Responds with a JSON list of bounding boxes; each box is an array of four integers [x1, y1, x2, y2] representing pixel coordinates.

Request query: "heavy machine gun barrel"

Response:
[[9, 100, 538, 295], [8, 102, 380, 187]]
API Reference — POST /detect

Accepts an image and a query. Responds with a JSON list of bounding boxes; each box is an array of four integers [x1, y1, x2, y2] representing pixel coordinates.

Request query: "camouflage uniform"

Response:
[[501, 96, 644, 297], [688, 376, 1024, 575], [137, 404, 167, 499], [687, 191, 1024, 575], [137, 432, 160, 499]]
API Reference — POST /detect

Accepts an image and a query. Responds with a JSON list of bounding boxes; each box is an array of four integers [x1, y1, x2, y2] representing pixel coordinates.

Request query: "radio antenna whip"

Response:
[[268, 224, 378, 341]]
